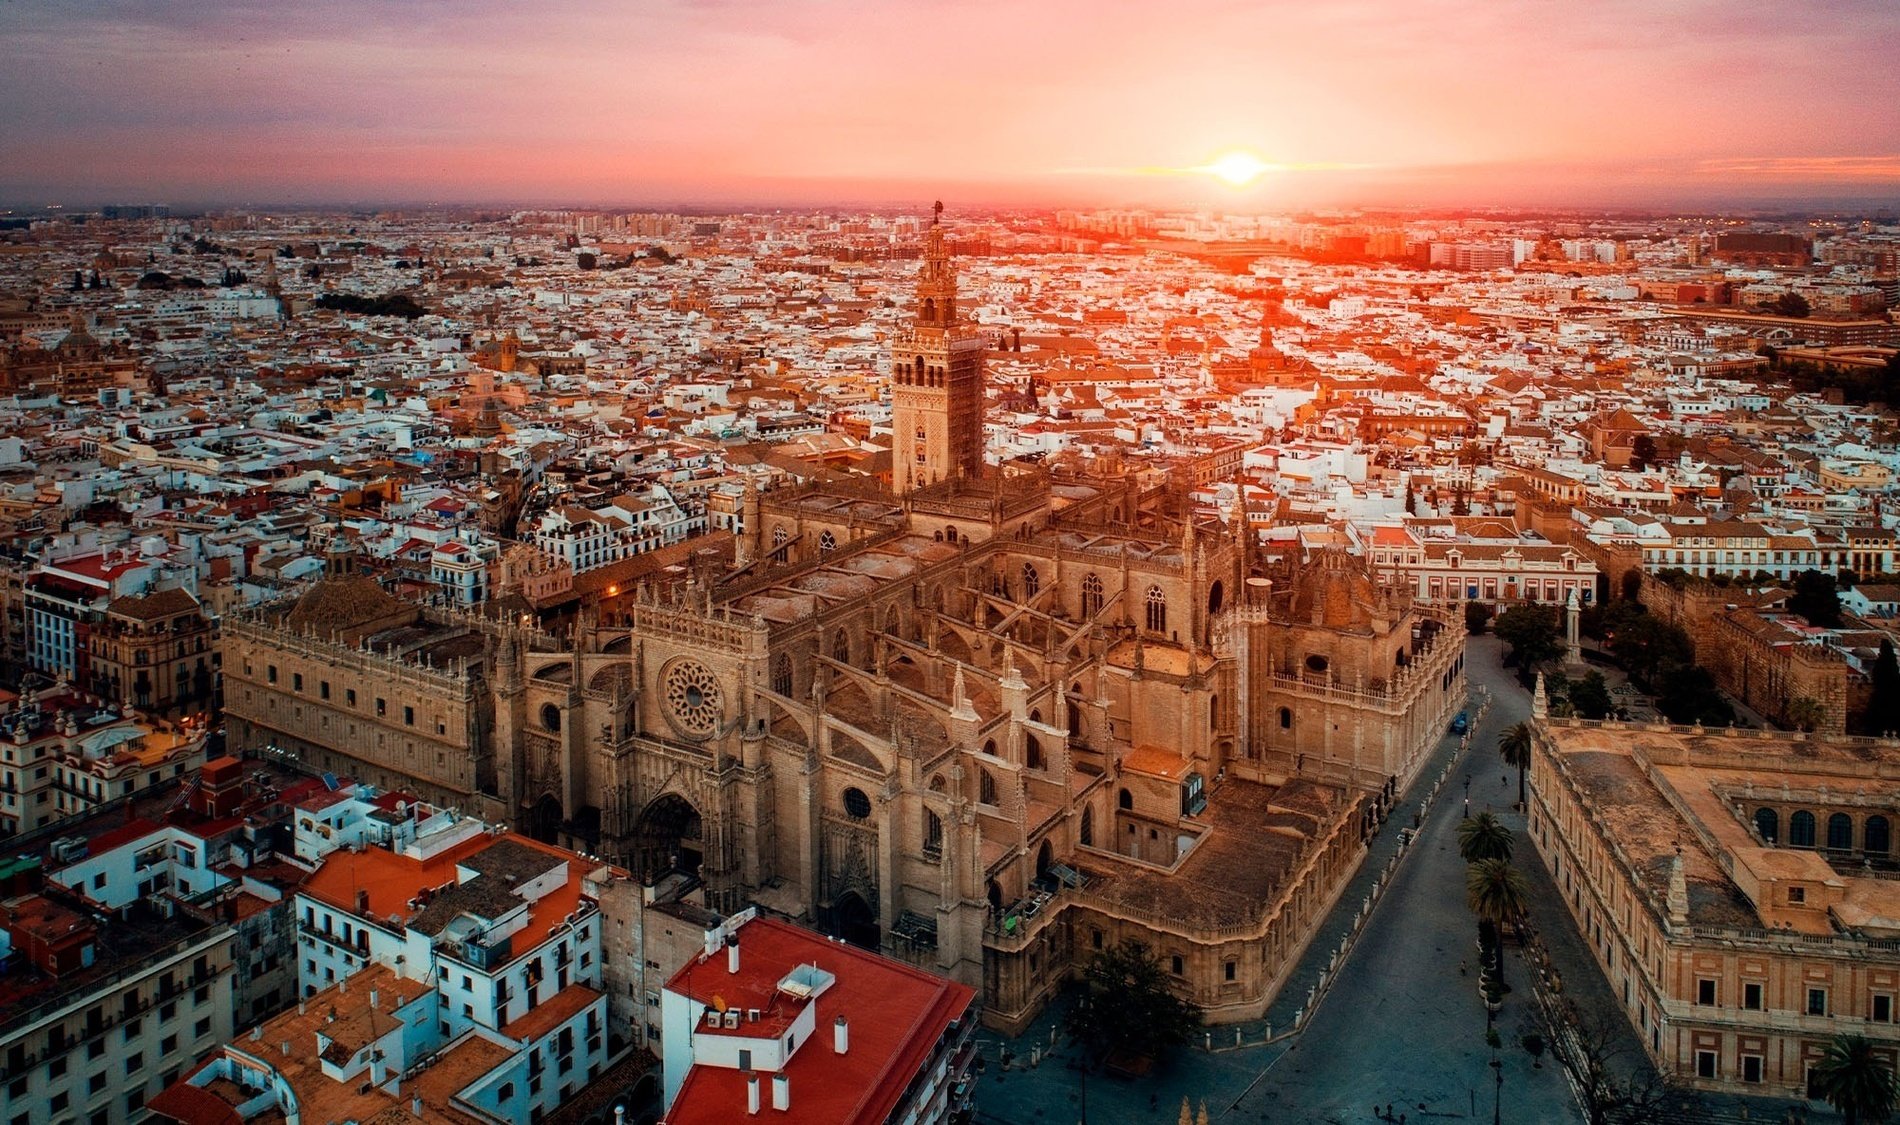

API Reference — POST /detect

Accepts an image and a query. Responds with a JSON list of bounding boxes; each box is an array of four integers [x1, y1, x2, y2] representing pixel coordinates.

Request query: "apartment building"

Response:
[[659, 913, 977, 1124]]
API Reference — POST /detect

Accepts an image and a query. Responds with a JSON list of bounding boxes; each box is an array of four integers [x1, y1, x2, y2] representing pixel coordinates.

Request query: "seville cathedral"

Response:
[[224, 211, 1467, 1032]]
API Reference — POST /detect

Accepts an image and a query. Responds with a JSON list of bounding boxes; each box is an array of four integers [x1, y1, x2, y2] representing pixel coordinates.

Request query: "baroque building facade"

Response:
[[221, 217, 1466, 1032], [1528, 714, 1900, 1097]]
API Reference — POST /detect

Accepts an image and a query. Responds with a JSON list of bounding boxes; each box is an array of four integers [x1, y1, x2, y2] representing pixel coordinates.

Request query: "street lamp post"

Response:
[[1492, 1049, 1504, 1125]]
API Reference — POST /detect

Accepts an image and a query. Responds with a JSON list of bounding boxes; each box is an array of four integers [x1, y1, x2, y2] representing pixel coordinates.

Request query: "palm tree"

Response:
[[1458, 812, 1515, 865], [1812, 1034, 1897, 1125], [1787, 695, 1825, 734], [1467, 858, 1530, 989], [1498, 722, 1533, 809]]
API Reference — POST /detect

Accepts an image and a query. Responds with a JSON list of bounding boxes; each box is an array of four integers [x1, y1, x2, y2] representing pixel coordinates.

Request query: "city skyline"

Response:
[[3, 0, 1899, 209]]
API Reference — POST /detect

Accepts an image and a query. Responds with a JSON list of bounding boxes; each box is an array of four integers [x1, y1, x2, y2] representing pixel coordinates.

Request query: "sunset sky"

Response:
[[3, 0, 1898, 209]]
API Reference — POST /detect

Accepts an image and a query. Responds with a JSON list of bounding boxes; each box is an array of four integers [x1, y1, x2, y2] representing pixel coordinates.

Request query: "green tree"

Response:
[[1458, 812, 1514, 864], [1787, 696, 1825, 733], [1653, 664, 1733, 726], [1064, 940, 1200, 1064], [1789, 569, 1842, 628], [1866, 640, 1900, 736], [1493, 603, 1564, 668], [1467, 859, 1530, 988], [1630, 433, 1657, 471], [1605, 614, 1692, 687], [1767, 291, 1811, 318], [1464, 600, 1494, 635], [1497, 722, 1532, 808], [1566, 671, 1614, 720], [1811, 1033, 1898, 1125]]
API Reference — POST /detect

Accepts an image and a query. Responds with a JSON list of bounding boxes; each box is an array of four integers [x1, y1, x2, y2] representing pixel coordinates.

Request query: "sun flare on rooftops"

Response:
[[1200, 151, 1272, 186]]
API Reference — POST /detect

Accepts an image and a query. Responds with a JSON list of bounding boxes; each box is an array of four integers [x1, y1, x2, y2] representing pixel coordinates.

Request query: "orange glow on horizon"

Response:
[[0, 1, 1895, 206]]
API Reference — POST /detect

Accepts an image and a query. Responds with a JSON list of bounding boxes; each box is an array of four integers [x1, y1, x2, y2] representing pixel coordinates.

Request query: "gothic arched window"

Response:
[[1145, 585, 1167, 633], [1081, 572, 1103, 618], [772, 526, 788, 548], [1080, 806, 1094, 848], [771, 652, 793, 696], [979, 768, 998, 806], [924, 809, 944, 857], [832, 628, 850, 663], [819, 530, 836, 555], [1022, 563, 1040, 600]]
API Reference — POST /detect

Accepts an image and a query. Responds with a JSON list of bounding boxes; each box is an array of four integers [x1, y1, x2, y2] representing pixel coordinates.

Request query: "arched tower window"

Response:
[[1145, 586, 1167, 633], [1081, 572, 1103, 618], [1021, 563, 1039, 600], [923, 298, 936, 321]]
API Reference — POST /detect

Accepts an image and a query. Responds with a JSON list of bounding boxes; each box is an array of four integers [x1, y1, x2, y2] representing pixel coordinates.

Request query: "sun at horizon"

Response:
[[1202, 151, 1273, 187]]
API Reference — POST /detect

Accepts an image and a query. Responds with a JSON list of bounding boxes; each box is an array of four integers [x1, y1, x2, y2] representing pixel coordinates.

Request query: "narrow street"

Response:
[[975, 636, 1590, 1124], [1226, 634, 1579, 1124]]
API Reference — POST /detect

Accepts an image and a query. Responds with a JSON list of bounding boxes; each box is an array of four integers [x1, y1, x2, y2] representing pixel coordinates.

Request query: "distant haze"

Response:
[[3, 0, 1898, 210]]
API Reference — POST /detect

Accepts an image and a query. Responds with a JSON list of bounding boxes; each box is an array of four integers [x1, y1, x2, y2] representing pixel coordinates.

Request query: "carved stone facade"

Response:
[[218, 228, 1467, 1034]]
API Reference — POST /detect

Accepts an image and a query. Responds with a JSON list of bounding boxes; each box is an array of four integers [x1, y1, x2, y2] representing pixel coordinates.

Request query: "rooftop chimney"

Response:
[[834, 1015, 849, 1055], [771, 1073, 790, 1112], [728, 935, 740, 975], [746, 1072, 760, 1115]]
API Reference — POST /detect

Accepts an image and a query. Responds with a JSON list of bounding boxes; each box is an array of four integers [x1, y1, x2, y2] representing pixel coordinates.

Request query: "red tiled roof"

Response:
[[663, 918, 974, 1125]]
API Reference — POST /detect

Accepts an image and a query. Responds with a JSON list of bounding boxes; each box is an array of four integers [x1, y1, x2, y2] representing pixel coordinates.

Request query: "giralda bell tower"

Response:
[[891, 202, 985, 494]]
